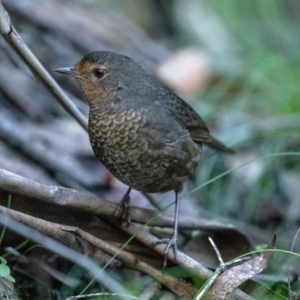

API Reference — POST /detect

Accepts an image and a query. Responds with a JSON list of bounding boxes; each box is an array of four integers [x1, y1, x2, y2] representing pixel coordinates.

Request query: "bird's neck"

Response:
[[89, 96, 121, 115], [86, 90, 119, 111]]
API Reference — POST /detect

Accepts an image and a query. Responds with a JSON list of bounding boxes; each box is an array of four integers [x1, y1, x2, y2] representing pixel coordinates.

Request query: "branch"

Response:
[[0, 210, 127, 295], [0, 168, 236, 231], [0, 1, 88, 130], [0, 168, 252, 298], [0, 206, 196, 299]]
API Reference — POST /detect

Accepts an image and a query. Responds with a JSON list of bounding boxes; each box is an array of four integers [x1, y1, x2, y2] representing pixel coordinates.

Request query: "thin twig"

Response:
[[0, 1, 88, 130], [196, 237, 227, 299], [196, 237, 253, 300], [208, 237, 224, 265]]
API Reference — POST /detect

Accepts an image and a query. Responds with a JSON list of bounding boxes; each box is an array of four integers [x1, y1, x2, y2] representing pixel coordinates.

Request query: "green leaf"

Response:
[[5, 274, 15, 283], [0, 264, 10, 277], [0, 257, 7, 265]]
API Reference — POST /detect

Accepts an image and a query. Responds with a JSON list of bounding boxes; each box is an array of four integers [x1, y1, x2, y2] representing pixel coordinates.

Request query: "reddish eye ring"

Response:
[[93, 69, 105, 78]]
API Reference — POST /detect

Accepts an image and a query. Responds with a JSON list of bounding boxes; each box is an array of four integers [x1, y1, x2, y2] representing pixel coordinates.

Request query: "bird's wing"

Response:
[[155, 90, 211, 142], [135, 107, 200, 170], [155, 90, 234, 153]]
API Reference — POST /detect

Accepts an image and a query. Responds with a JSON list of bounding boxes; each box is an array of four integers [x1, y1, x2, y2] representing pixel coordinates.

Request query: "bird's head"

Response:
[[55, 51, 152, 107]]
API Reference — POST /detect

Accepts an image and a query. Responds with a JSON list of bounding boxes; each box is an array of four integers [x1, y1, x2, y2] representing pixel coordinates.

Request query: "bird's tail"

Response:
[[206, 136, 235, 154]]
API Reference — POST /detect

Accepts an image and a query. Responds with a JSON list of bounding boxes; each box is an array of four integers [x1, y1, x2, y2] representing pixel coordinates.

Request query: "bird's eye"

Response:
[[93, 69, 105, 79]]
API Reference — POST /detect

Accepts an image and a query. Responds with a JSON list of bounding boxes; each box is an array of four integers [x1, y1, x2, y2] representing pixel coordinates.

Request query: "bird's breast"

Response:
[[88, 106, 144, 160]]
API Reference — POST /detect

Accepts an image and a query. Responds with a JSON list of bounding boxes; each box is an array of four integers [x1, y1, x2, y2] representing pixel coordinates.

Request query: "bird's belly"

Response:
[[88, 109, 201, 193], [89, 133, 199, 193]]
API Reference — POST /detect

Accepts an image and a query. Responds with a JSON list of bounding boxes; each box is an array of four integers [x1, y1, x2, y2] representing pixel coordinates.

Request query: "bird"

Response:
[[55, 51, 232, 269]]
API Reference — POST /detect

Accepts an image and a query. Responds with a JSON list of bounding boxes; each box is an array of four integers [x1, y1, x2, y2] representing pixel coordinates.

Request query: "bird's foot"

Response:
[[152, 235, 178, 270], [113, 192, 131, 225]]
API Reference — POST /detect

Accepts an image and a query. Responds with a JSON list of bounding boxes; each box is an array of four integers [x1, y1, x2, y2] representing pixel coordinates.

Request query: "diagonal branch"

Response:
[[0, 1, 88, 130], [0, 168, 236, 231]]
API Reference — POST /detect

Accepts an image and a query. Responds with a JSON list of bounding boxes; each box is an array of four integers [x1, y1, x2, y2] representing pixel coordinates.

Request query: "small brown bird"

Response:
[[55, 51, 231, 268]]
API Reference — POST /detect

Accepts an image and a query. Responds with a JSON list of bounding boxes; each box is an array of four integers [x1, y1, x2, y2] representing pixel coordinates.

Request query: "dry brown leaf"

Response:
[[156, 48, 211, 97], [202, 234, 276, 300]]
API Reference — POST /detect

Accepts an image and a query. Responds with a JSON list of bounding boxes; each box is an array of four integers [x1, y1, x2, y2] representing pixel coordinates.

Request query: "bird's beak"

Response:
[[55, 67, 79, 77]]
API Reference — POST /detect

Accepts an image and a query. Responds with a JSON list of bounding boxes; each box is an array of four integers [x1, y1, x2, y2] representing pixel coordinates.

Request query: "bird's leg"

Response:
[[153, 190, 180, 270], [114, 186, 132, 224]]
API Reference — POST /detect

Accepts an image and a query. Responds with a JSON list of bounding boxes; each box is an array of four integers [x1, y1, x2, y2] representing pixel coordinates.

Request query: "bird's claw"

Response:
[[113, 193, 131, 224], [152, 235, 178, 270]]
